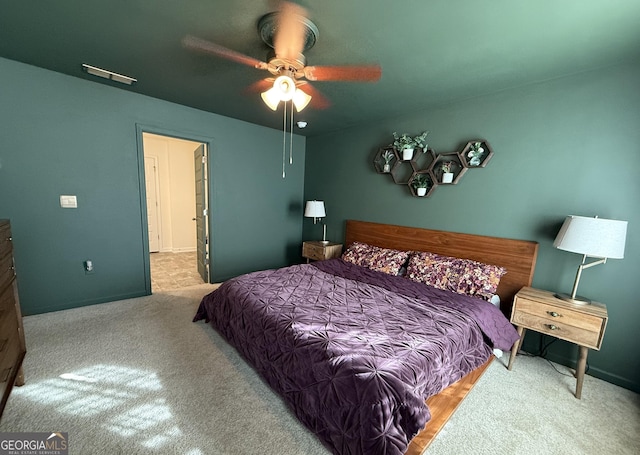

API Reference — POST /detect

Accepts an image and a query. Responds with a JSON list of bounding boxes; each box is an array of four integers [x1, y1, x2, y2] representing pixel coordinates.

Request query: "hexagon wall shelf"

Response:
[[374, 139, 493, 197]]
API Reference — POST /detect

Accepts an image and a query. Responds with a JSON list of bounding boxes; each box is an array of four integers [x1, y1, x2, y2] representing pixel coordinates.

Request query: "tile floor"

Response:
[[150, 251, 204, 292]]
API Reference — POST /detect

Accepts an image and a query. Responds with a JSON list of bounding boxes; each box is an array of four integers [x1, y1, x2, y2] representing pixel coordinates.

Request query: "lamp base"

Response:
[[554, 293, 592, 305], [320, 240, 330, 244]]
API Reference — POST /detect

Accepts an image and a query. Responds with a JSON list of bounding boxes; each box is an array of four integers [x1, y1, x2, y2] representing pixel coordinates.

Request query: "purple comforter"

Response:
[[194, 259, 519, 455]]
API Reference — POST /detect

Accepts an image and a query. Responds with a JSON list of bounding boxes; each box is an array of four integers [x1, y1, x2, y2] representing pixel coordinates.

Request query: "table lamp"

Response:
[[304, 200, 328, 244], [553, 215, 627, 304]]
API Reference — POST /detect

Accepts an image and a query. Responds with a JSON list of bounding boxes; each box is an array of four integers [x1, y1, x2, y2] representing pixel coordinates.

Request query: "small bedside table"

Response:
[[507, 287, 608, 399], [302, 241, 343, 263]]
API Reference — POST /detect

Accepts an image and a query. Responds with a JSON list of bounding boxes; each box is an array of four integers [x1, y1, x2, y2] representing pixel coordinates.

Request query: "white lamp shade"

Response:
[[261, 76, 313, 112], [261, 87, 281, 111], [261, 76, 296, 110], [553, 215, 627, 259], [274, 75, 296, 101], [304, 200, 326, 218], [292, 88, 312, 112]]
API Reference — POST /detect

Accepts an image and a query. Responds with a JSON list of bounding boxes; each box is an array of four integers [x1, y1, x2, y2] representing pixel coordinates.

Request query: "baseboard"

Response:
[[23, 290, 149, 316], [158, 247, 196, 253], [530, 350, 640, 394], [171, 247, 196, 253]]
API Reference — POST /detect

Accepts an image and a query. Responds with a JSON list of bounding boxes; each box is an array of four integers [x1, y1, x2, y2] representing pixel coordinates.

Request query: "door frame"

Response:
[[135, 124, 214, 295]]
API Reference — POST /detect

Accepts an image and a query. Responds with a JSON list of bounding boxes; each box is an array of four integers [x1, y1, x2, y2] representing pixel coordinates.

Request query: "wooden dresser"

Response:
[[0, 220, 26, 418]]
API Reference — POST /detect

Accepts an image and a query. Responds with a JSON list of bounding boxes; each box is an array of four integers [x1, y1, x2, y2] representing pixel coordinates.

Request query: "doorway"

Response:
[[141, 132, 209, 292]]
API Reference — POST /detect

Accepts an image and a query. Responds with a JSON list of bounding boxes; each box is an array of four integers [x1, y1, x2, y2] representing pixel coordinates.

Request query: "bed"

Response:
[[194, 220, 538, 455]]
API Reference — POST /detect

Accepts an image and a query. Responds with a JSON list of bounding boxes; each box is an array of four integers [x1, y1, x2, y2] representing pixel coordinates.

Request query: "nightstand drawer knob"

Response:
[[546, 324, 560, 331], [547, 311, 560, 317]]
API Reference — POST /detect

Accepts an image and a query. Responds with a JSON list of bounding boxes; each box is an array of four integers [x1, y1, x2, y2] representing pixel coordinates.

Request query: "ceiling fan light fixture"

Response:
[[261, 75, 312, 111], [292, 88, 312, 112], [261, 87, 281, 110], [274, 75, 296, 101]]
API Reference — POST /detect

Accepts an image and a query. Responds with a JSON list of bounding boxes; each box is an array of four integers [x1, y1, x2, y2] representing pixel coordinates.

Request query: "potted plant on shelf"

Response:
[[381, 150, 394, 173], [393, 131, 429, 161], [467, 142, 485, 166], [411, 173, 429, 197], [441, 161, 455, 183]]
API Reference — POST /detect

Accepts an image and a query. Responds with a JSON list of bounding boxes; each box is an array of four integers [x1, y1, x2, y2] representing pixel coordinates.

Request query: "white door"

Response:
[[145, 156, 161, 253], [194, 144, 209, 282]]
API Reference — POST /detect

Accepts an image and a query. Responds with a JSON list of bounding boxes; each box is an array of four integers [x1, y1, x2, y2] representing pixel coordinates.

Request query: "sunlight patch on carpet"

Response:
[[12, 364, 203, 453]]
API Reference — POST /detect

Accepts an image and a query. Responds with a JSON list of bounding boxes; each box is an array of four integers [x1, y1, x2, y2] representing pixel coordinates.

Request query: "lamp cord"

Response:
[[519, 335, 589, 377]]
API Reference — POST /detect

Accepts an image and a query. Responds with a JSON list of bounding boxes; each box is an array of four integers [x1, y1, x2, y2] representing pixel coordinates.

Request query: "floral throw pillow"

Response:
[[406, 251, 506, 301], [341, 241, 410, 275]]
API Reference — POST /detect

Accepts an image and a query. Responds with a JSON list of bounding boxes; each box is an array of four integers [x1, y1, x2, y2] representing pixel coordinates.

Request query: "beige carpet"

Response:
[[1, 285, 639, 454]]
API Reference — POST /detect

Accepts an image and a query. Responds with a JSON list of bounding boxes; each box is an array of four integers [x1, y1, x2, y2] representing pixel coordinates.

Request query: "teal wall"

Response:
[[304, 61, 640, 392], [0, 57, 305, 315], [1, 53, 638, 392]]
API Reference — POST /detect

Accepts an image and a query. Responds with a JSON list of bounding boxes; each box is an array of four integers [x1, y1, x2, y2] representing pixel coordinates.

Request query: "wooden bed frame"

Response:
[[345, 220, 539, 454], [345, 220, 538, 311]]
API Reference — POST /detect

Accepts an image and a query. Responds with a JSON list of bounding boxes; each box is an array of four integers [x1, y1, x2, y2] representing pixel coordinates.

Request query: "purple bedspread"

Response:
[[194, 259, 519, 455]]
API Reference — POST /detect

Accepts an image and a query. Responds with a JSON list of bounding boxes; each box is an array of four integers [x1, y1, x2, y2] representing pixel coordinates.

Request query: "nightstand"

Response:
[[507, 287, 608, 399], [302, 241, 343, 263]]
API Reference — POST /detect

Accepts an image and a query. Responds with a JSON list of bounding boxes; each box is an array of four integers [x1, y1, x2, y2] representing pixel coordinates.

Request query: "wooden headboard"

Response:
[[345, 220, 538, 308]]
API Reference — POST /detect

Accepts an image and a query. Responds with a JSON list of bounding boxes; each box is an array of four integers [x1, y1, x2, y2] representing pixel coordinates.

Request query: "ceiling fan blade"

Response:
[[297, 83, 330, 110], [244, 78, 274, 94], [182, 35, 267, 69], [273, 2, 307, 60], [304, 65, 382, 82]]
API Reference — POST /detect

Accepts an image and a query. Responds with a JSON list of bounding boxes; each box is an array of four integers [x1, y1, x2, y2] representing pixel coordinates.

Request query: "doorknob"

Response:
[[192, 218, 196, 221]]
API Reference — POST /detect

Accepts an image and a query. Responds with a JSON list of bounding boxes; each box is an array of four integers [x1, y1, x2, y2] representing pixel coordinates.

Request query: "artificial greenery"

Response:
[[382, 150, 395, 164], [392, 131, 429, 151], [441, 161, 454, 173], [467, 142, 485, 166], [411, 173, 430, 189]]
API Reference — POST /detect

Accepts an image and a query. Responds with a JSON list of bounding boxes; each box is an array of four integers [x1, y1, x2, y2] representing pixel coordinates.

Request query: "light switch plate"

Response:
[[60, 195, 78, 208]]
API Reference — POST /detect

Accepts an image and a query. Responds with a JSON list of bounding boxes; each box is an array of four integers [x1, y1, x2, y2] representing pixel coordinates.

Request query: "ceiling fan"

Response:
[[182, 1, 382, 112]]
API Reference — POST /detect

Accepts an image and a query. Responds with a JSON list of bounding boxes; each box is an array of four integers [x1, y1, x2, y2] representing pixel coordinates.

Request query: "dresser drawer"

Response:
[[515, 299, 603, 332], [0, 330, 20, 375], [0, 223, 12, 260], [302, 242, 327, 260], [0, 252, 15, 295], [0, 304, 19, 365], [0, 334, 21, 411], [512, 299, 605, 349], [0, 275, 16, 313], [302, 242, 342, 261], [512, 311, 601, 348]]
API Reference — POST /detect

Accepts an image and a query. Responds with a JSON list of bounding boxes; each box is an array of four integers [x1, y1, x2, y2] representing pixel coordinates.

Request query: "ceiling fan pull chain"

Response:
[[282, 101, 288, 178], [290, 100, 294, 165]]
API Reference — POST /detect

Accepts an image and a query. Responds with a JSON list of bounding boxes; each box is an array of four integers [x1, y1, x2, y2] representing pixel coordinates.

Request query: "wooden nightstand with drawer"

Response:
[[302, 241, 343, 263], [507, 286, 607, 399]]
